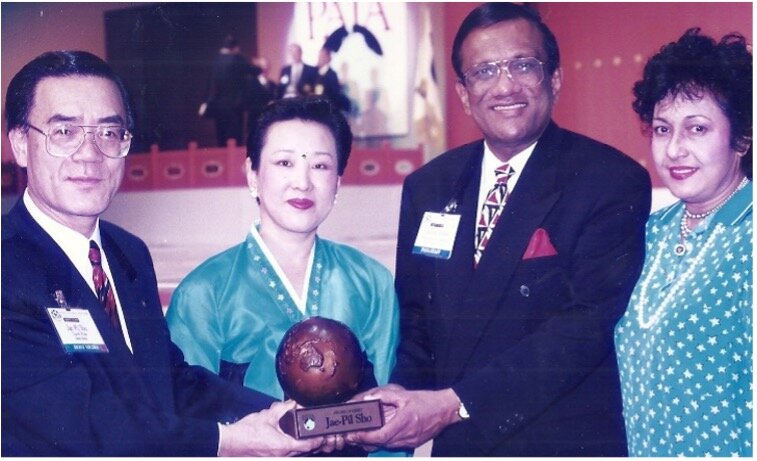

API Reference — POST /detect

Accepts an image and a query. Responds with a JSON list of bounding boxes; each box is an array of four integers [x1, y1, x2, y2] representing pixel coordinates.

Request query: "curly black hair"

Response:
[[632, 28, 752, 178]]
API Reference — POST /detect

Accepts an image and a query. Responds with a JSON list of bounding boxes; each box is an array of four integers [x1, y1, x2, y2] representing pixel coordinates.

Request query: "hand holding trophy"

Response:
[[276, 317, 384, 439]]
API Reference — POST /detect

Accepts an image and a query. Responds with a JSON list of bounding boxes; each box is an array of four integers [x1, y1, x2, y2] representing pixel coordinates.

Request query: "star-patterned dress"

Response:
[[166, 224, 399, 400], [615, 181, 752, 457]]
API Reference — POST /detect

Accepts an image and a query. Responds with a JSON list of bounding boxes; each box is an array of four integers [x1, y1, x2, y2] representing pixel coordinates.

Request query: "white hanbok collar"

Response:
[[249, 223, 315, 315]]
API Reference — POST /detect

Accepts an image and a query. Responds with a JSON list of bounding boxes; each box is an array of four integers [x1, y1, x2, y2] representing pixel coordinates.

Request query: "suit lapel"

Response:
[[441, 124, 564, 383], [8, 201, 134, 356], [420, 143, 483, 337], [9, 201, 168, 413], [100, 228, 174, 411], [100, 230, 158, 362], [431, 146, 481, 364]]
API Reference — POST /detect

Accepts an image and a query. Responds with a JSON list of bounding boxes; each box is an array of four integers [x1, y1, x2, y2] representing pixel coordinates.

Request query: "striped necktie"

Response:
[[88, 240, 120, 331], [474, 164, 514, 267]]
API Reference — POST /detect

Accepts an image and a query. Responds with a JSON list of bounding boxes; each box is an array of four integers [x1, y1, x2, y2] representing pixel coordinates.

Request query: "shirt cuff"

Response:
[[217, 422, 226, 456]]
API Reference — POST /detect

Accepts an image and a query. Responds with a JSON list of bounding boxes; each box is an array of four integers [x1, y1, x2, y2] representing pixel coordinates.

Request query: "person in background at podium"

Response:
[[207, 35, 249, 147], [1, 50, 329, 457], [277, 43, 318, 99], [246, 56, 276, 140], [615, 28, 752, 457], [166, 96, 399, 455], [314, 47, 351, 113]]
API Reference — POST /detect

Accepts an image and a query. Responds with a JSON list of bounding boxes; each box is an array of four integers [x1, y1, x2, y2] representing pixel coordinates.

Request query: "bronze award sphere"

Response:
[[276, 316, 365, 407]]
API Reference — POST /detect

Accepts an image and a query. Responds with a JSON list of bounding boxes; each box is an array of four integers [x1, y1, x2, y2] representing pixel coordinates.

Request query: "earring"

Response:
[[250, 187, 258, 198], [333, 193, 338, 205]]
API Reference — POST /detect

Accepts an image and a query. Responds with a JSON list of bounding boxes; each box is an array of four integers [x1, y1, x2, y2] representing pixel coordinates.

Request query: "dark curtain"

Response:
[[106, 3, 257, 152]]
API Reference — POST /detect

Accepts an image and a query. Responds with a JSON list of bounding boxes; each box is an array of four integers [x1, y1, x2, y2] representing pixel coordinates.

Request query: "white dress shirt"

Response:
[[23, 191, 133, 351], [476, 141, 537, 220]]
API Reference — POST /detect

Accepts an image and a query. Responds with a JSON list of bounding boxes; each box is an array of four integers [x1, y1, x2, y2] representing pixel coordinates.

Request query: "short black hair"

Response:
[[246, 96, 353, 176], [632, 28, 752, 178], [451, 2, 560, 81], [5, 50, 134, 134]]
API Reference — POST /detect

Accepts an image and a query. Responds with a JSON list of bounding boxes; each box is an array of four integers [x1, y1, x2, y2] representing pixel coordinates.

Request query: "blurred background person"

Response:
[[314, 47, 351, 113], [615, 28, 752, 457], [206, 34, 249, 147], [166, 97, 399, 455], [277, 43, 317, 99], [246, 56, 275, 141]]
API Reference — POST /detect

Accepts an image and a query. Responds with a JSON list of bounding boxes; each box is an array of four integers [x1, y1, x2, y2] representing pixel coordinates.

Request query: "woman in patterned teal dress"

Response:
[[615, 29, 752, 457], [166, 98, 399, 452]]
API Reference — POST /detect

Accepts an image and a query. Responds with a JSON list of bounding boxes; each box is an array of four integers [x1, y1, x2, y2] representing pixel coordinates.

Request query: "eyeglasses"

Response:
[[27, 123, 132, 159], [462, 57, 545, 93]]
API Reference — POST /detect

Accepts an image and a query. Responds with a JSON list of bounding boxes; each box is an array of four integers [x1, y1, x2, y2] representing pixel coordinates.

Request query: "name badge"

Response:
[[412, 212, 461, 259], [47, 307, 109, 353]]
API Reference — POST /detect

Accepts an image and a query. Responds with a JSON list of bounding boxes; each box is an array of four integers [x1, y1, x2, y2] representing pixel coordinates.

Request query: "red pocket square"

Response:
[[522, 228, 558, 260]]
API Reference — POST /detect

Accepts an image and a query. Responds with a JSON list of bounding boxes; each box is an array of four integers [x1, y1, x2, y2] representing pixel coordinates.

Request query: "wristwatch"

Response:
[[457, 400, 470, 420]]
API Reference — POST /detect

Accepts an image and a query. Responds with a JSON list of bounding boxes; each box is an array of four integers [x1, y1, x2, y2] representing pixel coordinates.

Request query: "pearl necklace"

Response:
[[684, 176, 749, 219], [674, 213, 694, 256], [674, 177, 748, 256], [636, 223, 725, 329]]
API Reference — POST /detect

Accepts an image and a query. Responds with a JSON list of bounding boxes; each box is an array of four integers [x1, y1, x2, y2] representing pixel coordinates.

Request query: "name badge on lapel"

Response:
[[47, 290, 109, 353], [412, 212, 460, 260]]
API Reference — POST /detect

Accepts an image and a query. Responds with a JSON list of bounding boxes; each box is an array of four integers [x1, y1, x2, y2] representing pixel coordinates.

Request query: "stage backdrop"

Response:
[[288, 2, 410, 139]]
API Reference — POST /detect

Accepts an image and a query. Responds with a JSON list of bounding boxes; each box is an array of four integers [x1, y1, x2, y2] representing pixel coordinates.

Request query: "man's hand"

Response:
[[218, 400, 325, 456], [344, 384, 463, 451]]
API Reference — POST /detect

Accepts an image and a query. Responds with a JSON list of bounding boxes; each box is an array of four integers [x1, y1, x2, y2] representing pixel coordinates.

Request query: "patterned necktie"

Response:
[[474, 164, 515, 267], [88, 241, 120, 330]]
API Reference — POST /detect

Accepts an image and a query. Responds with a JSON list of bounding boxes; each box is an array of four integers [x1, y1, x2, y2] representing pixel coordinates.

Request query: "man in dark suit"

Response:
[[347, 3, 651, 456], [1, 50, 330, 456], [207, 35, 249, 147], [314, 48, 351, 113], [277, 43, 318, 99], [246, 56, 276, 140]]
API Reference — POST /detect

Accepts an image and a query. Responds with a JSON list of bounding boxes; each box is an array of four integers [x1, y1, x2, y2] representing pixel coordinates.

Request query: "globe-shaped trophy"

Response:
[[276, 317, 384, 438]]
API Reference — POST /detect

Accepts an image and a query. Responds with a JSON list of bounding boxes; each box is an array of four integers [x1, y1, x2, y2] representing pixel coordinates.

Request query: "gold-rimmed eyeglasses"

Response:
[[27, 123, 132, 159], [462, 57, 545, 93]]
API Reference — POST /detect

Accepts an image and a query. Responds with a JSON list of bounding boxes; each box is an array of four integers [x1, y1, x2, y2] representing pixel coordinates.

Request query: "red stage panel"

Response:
[[121, 153, 152, 191], [342, 145, 423, 185], [190, 143, 230, 189], [152, 149, 191, 190], [224, 148, 248, 187]]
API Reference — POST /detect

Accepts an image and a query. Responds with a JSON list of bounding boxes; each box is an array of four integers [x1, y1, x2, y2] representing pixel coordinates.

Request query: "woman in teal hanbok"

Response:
[[167, 97, 399, 416]]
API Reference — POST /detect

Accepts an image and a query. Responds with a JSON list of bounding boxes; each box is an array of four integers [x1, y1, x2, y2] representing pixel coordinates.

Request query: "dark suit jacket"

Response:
[[246, 66, 276, 134], [209, 52, 249, 112], [392, 122, 651, 456], [314, 67, 351, 112], [277, 63, 318, 99], [1, 200, 275, 456]]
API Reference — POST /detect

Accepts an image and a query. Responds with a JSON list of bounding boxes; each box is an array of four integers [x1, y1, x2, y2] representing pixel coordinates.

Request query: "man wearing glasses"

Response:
[[2, 51, 331, 456], [347, 3, 651, 456]]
